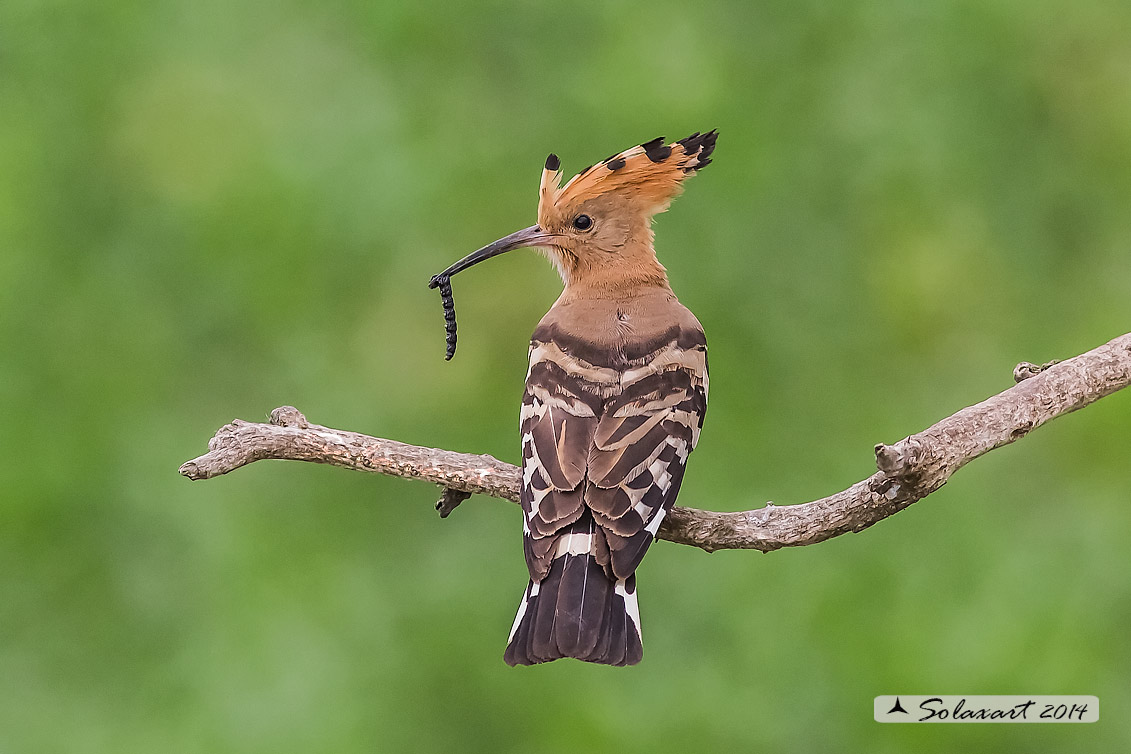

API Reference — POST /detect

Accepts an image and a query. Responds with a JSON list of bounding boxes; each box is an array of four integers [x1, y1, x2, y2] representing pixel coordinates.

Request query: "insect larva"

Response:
[[428, 274, 458, 360]]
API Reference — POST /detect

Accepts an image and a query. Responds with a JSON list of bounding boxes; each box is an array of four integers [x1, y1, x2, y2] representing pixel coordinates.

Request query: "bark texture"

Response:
[[180, 332, 1131, 552]]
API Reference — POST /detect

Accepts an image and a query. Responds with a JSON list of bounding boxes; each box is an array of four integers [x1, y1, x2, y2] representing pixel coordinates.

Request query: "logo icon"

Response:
[[887, 697, 909, 715]]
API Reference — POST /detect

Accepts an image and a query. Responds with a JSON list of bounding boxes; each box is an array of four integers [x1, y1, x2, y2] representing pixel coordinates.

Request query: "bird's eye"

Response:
[[572, 214, 593, 231]]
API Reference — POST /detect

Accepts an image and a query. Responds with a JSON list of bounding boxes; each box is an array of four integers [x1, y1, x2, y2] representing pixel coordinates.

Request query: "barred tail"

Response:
[[504, 554, 642, 667]]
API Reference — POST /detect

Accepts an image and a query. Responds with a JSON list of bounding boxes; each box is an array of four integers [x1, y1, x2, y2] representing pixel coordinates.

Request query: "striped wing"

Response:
[[519, 352, 603, 577], [586, 353, 706, 578], [519, 333, 708, 582]]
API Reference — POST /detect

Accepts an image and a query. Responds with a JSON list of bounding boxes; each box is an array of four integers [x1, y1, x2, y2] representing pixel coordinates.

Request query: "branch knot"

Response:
[[270, 406, 309, 428], [1014, 360, 1061, 383]]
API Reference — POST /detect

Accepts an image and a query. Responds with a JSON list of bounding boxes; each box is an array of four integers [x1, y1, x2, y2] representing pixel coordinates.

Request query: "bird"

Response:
[[429, 130, 716, 665]]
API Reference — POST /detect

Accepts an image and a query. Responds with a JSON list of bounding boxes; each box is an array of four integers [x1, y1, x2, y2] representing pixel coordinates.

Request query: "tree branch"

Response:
[[180, 332, 1131, 552]]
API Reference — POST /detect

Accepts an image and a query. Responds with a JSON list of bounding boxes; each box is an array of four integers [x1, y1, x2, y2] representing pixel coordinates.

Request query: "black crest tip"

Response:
[[676, 129, 719, 166], [606, 157, 626, 171], [699, 129, 719, 160], [677, 132, 701, 154], [645, 144, 672, 163], [545, 153, 560, 171]]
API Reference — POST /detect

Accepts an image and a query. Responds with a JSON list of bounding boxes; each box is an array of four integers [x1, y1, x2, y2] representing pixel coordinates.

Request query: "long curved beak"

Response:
[[428, 225, 556, 287]]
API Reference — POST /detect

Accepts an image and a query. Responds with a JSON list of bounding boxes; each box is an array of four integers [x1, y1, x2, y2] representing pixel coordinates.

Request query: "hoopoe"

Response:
[[430, 130, 716, 665]]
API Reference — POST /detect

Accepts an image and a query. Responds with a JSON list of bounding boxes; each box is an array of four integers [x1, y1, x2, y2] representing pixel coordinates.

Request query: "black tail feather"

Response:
[[504, 552, 642, 667]]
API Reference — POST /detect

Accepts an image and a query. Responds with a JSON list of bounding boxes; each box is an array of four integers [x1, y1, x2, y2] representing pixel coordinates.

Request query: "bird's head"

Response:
[[431, 131, 717, 293]]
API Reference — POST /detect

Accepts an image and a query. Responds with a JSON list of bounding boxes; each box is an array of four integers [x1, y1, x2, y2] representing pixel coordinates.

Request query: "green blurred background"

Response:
[[2, 0, 1129, 750]]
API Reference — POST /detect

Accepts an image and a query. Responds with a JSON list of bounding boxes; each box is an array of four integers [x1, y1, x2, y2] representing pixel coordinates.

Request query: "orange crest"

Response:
[[537, 131, 717, 228]]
